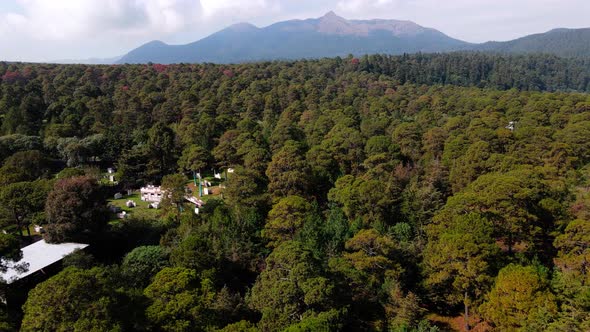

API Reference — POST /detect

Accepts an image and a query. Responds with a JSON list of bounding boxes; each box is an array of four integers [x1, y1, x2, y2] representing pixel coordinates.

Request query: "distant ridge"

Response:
[[55, 12, 590, 64], [117, 11, 470, 64], [475, 28, 590, 58], [52, 55, 122, 65]]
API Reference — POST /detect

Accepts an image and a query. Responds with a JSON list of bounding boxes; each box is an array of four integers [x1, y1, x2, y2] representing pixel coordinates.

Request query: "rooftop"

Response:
[[0, 240, 88, 284]]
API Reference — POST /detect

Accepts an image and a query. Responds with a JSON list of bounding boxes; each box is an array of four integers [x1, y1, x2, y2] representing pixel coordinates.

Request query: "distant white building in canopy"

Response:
[[0, 240, 89, 284], [140, 185, 164, 203], [140, 184, 204, 212]]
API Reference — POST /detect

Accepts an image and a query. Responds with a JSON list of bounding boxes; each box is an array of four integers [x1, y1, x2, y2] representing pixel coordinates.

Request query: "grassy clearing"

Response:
[[107, 192, 160, 222], [186, 180, 224, 203]]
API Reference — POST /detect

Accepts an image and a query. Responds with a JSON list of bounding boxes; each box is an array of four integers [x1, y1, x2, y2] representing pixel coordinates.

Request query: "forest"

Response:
[[0, 52, 589, 331]]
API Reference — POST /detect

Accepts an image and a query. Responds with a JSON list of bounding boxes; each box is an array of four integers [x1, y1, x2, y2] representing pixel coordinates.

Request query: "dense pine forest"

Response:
[[1, 52, 590, 331]]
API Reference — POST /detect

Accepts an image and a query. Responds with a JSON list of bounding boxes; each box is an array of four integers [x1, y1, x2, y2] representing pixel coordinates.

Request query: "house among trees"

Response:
[[0, 240, 88, 285], [140, 185, 164, 203]]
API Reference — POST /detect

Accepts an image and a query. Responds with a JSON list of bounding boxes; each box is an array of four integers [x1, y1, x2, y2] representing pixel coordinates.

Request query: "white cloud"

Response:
[[0, 0, 209, 61], [201, 0, 270, 17], [6, 0, 202, 40], [337, 0, 396, 13]]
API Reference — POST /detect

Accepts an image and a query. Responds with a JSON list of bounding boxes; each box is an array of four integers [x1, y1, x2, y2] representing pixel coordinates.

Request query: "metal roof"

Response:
[[0, 239, 88, 284]]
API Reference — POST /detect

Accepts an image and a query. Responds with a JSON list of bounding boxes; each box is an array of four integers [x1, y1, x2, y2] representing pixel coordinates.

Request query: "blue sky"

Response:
[[0, 2, 22, 13], [0, 0, 588, 62]]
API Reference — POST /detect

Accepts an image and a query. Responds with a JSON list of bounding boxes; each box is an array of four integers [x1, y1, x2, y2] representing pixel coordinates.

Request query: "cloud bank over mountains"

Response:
[[0, 0, 588, 62]]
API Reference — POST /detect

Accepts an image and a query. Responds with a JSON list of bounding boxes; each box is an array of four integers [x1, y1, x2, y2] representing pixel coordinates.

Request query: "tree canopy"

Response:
[[0, 53, 590, 330]]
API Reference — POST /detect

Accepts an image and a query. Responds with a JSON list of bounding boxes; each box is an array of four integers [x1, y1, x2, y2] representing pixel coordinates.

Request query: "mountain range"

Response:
[[109, 12, 590, 64]]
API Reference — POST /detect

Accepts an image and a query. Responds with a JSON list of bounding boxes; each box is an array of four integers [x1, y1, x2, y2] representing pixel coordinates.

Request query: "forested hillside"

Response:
[[476, 28, 590, 58], [1, 53, 590, 331]]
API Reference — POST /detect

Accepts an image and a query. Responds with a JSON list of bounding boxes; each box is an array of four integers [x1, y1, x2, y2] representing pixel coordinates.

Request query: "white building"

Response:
[[140, 185, 164, 203], [0, 240, 89, 284]]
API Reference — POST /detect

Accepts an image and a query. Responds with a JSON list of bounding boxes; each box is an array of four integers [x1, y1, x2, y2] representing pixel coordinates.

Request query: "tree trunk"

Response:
[[14, 211, 23, 238], [464, 291, 470, 332]]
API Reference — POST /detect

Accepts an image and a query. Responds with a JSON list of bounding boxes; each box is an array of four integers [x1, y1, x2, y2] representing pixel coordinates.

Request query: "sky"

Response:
[[0, 0, 588, 62]]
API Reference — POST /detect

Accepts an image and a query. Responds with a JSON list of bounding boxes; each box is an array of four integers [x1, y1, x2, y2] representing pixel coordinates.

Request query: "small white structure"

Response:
[[506, 121, 516, 131], [117, 211, 127, 219], [185, 196, 205, 207], [33, 225, 44, 233], [140, 185, 164, 203], [107, 168, 115, 174], [214, 172, 222, 180], [114, 193, 123, 199], [0, 240, 89, 284], [109, 175, 115, 182], [148, 202, 160, 209], [194, 207, 200, 215], [227, 168, 235, 174], [202, 187, 210, 196], [126, 200, 136, 208]]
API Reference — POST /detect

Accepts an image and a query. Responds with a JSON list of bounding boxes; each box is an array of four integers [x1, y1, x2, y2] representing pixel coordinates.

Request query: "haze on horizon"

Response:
[[0, 0, 588, 63]]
